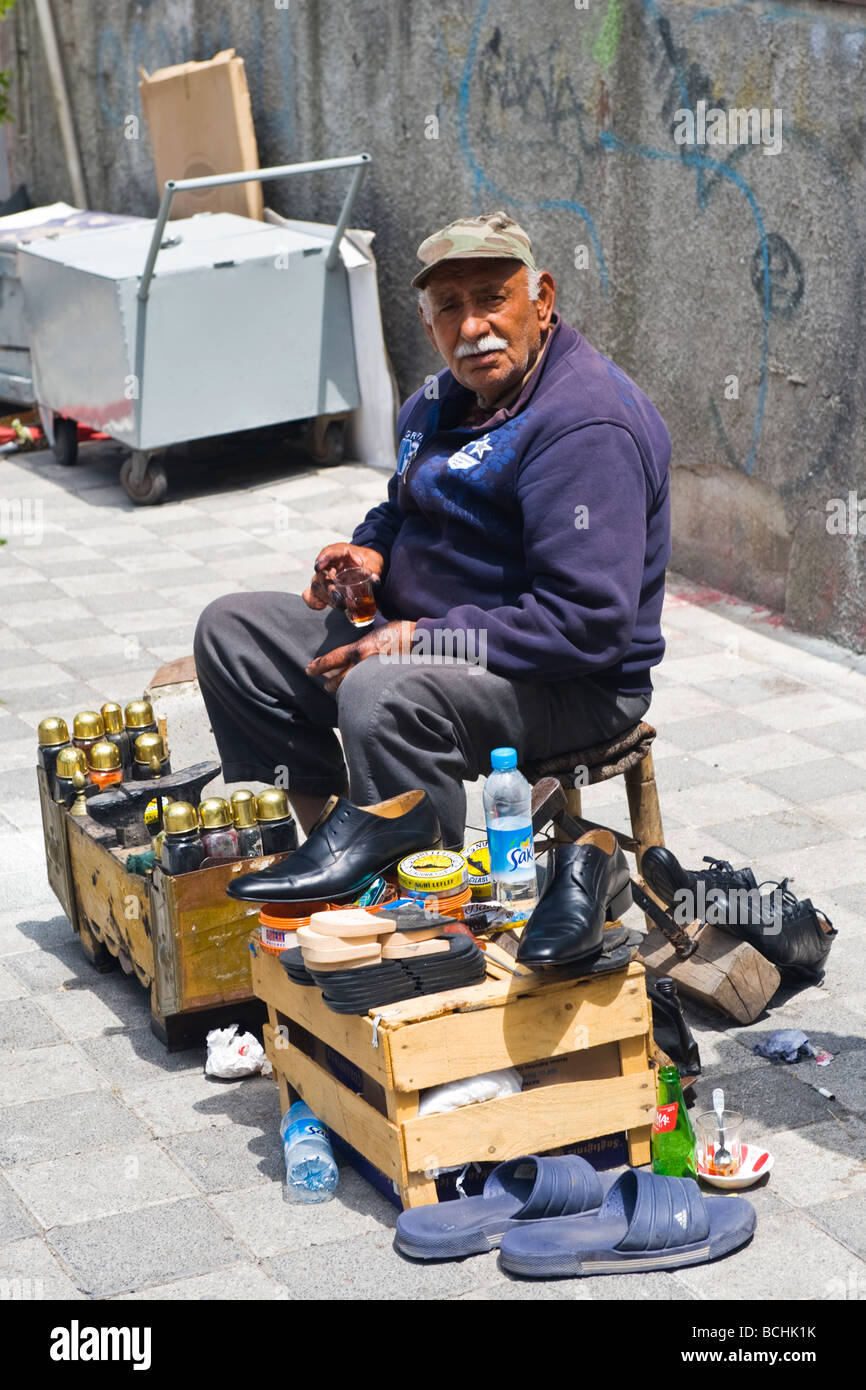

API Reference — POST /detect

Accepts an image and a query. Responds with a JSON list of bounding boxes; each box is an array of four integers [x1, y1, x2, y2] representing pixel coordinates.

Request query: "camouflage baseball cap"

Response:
[[411, 211, 536, 288]]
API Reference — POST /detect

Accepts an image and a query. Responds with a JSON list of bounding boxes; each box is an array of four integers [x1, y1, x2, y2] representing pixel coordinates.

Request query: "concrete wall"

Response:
[[7, 0, 866, 651]]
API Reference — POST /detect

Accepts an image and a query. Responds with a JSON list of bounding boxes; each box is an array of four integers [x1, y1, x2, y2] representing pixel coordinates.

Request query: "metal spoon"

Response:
[[712, 1087, 733, 1171]]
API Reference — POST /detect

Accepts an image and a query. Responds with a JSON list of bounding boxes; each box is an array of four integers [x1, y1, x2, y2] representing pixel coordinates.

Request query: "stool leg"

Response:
[[624, 751, 664, 871], [554, 786, 583, 843]]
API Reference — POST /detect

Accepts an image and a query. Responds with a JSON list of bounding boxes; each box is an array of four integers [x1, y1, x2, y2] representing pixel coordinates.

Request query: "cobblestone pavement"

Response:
[[0, 440, 864, 1300]]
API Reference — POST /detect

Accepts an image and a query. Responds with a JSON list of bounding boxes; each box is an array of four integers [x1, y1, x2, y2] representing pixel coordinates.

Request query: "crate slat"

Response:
[[402, 1069, 655, 1172], [263, 1024, 403, 1183], [385, 965, 650, 1092], [251, 942, 388, 1085]]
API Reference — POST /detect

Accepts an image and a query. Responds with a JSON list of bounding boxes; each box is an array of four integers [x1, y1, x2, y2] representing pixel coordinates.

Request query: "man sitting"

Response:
[[193, 211, 671, 849]]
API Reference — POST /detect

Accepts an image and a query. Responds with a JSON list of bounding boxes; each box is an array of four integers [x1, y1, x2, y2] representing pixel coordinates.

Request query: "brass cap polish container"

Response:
[[37, 717, 71, 783], [198, 797, 238, 863], [101, 702, 132, 772], [255, 787, 298, 856], [54, 746, 88, 804], [124, 699, 158, 737], [132, 732, 170, 781], [231, 789, 263, 859], [161, 800, 205, 876], [72, 709, 104, 753], [88, 740, 123, 790]]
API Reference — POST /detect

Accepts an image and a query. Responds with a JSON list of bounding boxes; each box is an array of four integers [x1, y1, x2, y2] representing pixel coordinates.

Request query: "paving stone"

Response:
[[733, 992, 866, 1058], [0, 1175, 39, 1242], [752, 757, 866, 803], [675, 1208, 859, 1302], [0, 997, 63, 1053], [112, 1261, 291, 1300], [804, 719, 866, 754], [0, 1234, 86, 1299], [460, 1268, 698, 1300], [690, 1064, 834, 1136], [5, 1140, 197, 1228], [0, 711, 35, 740], [48, 1196, 242, 1297], [268, 1228, 500, 1301], [0, 662, 72, 691], [649, 711, 778, 753], [36, 975, 152, 1040], [211, 1166, 396, 1257], [0, 911, 72, 957], [0, 1042, 107, 1107], [650, 754, 731, 791], [0, 962, 25, 1002], [633, 684, 728, 726], [789, 1052, 866, 1118], [755, 1114, 866, 1207], [3, 936, 107, 995], [78, 1026, 205, 1088], [165, 1121, 283, 1195], [0, 1090, 148, 1166], [2, 678, 110, 713], [806, 1193, 866, 1268], [706, 808, 840, 859], [124, 1072, 279, 1138], [752, 691, 866, 732]]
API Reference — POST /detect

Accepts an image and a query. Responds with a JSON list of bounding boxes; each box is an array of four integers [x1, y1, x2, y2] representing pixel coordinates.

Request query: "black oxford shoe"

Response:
[[516, 830, 632, 971], [226, 789, 441, 903]]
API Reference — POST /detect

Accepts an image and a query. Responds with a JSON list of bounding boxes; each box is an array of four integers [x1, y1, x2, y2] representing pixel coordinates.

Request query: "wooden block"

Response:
[[638, 923, 780, 1024]]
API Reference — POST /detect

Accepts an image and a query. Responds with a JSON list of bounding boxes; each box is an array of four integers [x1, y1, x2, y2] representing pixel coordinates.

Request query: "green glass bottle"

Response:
[[651, 1064, 698, 1179]]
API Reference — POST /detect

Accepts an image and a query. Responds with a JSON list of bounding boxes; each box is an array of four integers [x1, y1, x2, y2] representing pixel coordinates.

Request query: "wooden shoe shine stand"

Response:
[[253, 937, 655, 1211]]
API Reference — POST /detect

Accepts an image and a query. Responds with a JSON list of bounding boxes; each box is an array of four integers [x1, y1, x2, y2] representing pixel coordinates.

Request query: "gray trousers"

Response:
[[192, 591, 651, 848]]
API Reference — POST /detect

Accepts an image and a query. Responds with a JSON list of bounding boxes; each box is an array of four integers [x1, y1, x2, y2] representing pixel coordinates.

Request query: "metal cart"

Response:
[[19, 154, 371, 503]]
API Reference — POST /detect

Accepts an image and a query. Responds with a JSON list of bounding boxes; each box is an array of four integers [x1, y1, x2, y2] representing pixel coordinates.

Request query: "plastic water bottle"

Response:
[[482, 746, 538, 923], [280, 1101, 339, 1203]]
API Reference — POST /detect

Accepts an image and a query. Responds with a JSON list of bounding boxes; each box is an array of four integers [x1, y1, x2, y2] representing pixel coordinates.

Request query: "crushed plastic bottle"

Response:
[[280, 1101, 339, 1203]]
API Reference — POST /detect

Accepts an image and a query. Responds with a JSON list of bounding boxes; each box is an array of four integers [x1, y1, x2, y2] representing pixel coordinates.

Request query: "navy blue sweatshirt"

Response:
[[352, 314, 671, 693]]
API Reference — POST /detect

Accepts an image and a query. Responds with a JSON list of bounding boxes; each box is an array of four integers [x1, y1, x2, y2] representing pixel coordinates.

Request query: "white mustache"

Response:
[[454, 334, 508, 359]]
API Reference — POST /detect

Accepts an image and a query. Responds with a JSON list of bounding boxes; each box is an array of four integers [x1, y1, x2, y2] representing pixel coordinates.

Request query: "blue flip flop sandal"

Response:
[[498, 1168, 756, 1278], [394, 1155, 617, 1261]]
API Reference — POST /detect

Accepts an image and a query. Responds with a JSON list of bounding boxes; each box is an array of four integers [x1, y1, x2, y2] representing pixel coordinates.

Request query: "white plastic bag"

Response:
[[418, 1067, 522, 1117], [205, 1023, 272, 1079]]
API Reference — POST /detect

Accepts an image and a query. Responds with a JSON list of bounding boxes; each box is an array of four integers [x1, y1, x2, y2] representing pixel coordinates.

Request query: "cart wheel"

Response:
[[120, 451, 168, 506], [305, 417, 345, 467], [52, 414, 78, 466]]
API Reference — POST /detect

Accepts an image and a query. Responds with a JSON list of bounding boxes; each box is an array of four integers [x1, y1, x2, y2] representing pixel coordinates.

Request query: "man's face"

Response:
[[419, 259, 556, 407]]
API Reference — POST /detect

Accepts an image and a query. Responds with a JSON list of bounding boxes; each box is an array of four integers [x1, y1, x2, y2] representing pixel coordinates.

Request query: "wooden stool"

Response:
[[523, 720, 664, 871]]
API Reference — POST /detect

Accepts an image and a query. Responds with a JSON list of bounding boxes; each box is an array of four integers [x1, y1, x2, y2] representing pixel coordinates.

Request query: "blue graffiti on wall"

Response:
[[455, 0, 866, 478]]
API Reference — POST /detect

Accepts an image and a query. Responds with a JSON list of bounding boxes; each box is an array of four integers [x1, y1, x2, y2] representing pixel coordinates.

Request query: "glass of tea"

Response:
[[333, 567, 377, 628], [695, 1109, 744, 1177]]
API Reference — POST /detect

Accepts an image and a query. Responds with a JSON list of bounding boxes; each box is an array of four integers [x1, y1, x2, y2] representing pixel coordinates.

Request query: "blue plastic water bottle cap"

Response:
[[490, 746, 518, 771]]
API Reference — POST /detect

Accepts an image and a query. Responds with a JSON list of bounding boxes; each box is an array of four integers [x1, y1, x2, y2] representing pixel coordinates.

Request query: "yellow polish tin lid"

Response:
[[397, 849, 467, 894]]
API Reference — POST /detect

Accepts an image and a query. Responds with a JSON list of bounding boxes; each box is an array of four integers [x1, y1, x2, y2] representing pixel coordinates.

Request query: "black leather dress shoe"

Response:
[[226, 790, 441, 903], [516, 830, 632, 970], [642, 846, 837, 980]]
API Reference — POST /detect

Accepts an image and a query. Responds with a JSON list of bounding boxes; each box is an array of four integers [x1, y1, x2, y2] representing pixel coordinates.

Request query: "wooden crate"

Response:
[[251, 937, 655, 1209], [37, 766, 281, 1049]]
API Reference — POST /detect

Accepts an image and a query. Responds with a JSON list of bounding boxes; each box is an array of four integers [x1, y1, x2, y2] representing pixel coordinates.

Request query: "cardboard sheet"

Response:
[[139, 49, 263, 220]]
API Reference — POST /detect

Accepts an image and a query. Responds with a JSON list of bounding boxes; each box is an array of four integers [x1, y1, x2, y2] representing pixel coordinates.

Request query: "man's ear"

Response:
[[418, 299, 440, 353], [535, 270, 556, 332]]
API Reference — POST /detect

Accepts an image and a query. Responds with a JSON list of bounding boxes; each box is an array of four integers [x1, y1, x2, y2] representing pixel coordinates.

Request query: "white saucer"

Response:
[[697, 1143, 774, 1190]]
